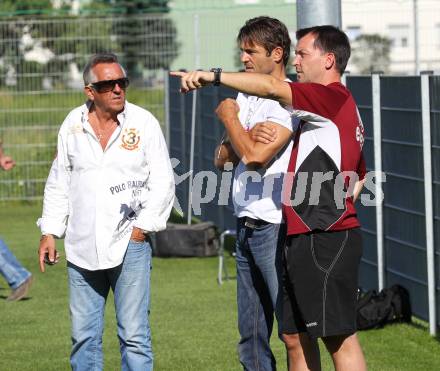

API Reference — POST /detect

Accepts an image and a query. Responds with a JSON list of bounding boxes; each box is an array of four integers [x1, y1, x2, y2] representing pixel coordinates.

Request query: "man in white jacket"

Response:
[[37, 53, 175, 371]]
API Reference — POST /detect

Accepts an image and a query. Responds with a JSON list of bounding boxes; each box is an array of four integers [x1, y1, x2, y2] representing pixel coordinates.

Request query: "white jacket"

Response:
[[37, 101, 175, 270]]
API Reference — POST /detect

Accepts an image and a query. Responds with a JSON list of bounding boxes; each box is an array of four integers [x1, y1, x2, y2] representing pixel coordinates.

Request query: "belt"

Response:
[[239, 216, 271, 229]]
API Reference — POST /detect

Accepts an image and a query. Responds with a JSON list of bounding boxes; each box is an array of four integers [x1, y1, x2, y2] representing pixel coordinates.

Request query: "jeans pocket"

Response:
[[126, 240, 147, 260]]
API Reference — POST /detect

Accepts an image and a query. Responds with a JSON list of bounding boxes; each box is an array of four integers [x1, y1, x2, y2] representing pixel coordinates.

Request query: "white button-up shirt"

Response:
[[37, 101, 175, 270]]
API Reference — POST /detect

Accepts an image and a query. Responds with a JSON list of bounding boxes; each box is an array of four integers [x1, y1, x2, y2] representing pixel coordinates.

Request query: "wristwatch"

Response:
[[210, 68, 222, 86]]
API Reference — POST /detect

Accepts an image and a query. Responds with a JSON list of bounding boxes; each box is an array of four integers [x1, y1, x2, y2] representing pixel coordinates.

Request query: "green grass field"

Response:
[[1, 203, 440, 370]]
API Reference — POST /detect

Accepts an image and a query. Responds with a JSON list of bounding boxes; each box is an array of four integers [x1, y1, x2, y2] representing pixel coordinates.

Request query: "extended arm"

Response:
[[170, 70, 293, 107]]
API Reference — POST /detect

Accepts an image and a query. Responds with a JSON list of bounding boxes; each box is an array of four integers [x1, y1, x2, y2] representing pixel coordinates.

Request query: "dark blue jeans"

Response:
[[235, 218, 285, 371]]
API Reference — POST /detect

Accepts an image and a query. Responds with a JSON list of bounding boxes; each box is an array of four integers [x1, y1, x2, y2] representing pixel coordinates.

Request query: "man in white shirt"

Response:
[[37, 53, 174, 371], [214, 17, 319, 371]]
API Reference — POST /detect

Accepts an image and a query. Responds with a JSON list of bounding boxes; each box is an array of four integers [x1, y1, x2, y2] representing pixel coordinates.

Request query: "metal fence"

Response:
[[167, 73, 440, 333], [0, 14, 176, 200], [347, 75, 438, 329]]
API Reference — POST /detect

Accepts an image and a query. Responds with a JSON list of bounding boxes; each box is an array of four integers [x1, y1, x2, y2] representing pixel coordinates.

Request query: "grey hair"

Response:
[[83, 53, 126, 85]]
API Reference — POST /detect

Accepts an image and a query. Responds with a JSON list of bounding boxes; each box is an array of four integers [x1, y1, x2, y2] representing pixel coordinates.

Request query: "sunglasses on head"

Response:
[[87, 77, 130, 93]]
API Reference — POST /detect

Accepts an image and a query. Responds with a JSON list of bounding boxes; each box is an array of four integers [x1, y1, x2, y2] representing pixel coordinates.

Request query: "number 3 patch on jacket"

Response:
[[121, 128, 140, 151]]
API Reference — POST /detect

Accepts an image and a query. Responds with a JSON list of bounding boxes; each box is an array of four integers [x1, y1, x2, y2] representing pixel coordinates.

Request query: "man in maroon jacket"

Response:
[[172, 25, 367, 371]]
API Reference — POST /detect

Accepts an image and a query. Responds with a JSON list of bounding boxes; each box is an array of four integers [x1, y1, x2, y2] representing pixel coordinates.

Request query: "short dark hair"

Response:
[[237, 16, 291, 66], [296, 25, 351, 74], [83, 53, 126, 85]]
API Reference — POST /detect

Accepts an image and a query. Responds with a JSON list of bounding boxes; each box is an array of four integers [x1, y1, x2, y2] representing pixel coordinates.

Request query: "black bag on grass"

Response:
[[356, 284, 412, 330], [153, 222, 219, 257]]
